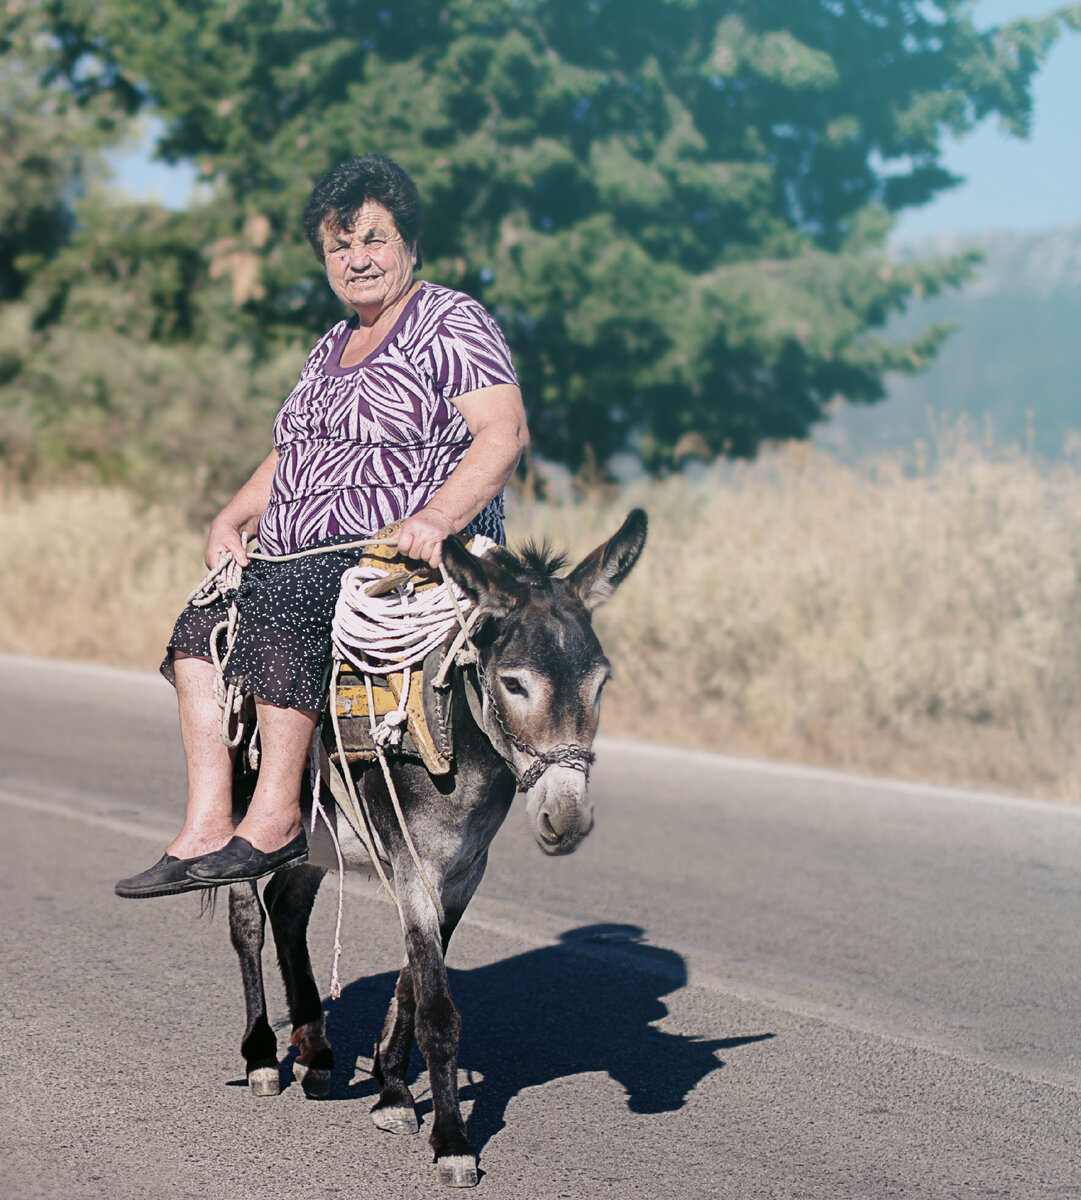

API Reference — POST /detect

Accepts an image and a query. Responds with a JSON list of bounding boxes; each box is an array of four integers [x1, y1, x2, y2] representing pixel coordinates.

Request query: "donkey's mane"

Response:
[[492, 539, 569, 586]]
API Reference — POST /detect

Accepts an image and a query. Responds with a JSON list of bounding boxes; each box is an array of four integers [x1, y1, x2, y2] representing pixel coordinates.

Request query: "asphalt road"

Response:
[[1, 652, 1080, 1200]]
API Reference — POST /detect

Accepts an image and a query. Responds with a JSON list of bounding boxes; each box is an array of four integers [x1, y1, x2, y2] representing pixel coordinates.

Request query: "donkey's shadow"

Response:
[[320, 922, 772, 1150]]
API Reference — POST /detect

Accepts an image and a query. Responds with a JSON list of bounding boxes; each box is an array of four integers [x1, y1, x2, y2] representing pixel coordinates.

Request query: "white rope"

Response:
[[187, 553, 248, 747], [363, 669, 446, 925], [327, 536, 499, 930], [250, 537, 397, 563], [330, 535, 497, 676], [327, 657, 399, 907], [308, 723, 345, 999]]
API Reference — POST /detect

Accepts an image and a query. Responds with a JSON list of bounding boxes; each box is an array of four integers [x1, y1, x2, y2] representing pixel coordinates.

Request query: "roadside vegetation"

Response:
[[4, 2, 1075, 483], [5, 435, 1080, 800]]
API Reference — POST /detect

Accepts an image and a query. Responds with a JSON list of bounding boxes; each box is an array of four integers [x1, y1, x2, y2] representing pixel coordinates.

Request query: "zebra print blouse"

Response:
[[257, 282, 519, 556]]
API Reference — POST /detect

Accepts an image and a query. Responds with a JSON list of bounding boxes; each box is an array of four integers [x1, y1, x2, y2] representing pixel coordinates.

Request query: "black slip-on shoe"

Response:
[[185, 832, 308, 886], [115, 854, 208, 899]]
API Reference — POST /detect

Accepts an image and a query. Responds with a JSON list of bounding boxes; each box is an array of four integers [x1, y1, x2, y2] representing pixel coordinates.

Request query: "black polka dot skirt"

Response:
[[160, 537, 367, 711]]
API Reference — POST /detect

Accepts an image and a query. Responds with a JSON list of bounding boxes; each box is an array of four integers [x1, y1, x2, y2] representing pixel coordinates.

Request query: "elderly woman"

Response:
[[116, 155, 528, 898]]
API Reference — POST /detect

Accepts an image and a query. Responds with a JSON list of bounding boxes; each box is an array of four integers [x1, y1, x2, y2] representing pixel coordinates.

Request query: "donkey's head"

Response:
[[442, 509, 647, 855]]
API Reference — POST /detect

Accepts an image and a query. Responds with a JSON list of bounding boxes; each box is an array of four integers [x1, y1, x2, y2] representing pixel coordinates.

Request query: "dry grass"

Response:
[[0, 486, 203, 667], [513, 441, 1081, 799], [4, 439, 1081, 798]]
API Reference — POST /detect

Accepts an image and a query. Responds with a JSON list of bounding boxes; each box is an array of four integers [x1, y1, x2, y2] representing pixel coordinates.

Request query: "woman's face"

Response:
[[320, 201, 417, 317]]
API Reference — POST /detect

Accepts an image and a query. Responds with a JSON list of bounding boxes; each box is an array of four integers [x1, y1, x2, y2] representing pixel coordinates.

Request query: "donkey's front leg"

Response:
[[264, 864, 333, 1098], [372, 901, 468, 1139], [371, 959, 420, 1135], [228, 882, 279, 1096], [399, 883, 477, 1188]]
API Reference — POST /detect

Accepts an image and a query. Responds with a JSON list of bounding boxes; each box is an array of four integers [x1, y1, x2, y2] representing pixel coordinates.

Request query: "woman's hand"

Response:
[[397, 507, 458, 568], [205, 515, 250, 570]]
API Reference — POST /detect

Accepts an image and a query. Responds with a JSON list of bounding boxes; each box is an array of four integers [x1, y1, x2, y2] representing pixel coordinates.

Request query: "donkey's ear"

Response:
[[441, 536, 525, 617], [566, 508, 647, 612]]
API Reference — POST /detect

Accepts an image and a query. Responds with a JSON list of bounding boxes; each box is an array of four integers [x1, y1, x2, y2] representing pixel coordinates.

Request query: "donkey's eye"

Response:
[[500, 675, 528, 698], [591, 670, 611, 712]]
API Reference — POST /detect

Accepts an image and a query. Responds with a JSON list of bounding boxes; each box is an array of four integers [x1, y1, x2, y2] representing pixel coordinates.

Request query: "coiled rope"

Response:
[[331, 539, 494, 675]]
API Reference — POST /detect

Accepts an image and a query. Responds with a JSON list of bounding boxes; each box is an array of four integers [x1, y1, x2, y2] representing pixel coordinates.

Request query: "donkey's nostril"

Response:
[[539, 810, 558, 842]]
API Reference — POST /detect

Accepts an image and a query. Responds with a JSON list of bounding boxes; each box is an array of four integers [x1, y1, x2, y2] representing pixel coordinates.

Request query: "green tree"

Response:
[[0, 4, 302, 507], [0, 3, 133, 301], [8, 0, 1080, 475]]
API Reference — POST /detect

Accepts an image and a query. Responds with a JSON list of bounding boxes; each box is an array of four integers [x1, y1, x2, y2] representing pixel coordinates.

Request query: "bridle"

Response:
[[427, 562, 597, 794], [475, 655, 596, 792]]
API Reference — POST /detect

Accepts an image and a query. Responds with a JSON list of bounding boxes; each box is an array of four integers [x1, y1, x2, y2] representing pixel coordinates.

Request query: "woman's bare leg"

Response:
[[166, 652, 238, 859], [231, 699, 315, 853], [167, 654, 313, 857]]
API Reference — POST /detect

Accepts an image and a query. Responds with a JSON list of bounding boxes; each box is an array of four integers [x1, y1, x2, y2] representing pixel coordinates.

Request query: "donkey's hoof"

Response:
[[370, 1103, 419, 1135], [293, 1061, 331, 1098], [247, 1065, 280, 1097], [436, 1155, 479, 1188]]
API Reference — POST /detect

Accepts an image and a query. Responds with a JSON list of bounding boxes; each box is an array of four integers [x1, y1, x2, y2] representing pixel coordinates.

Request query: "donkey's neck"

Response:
[[448, 663, 509, 778]]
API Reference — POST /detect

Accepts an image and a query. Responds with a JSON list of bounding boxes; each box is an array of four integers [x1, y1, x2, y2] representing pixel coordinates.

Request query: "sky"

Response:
[[893, 0, 1081, 239], [109, 0, 1081, 241]]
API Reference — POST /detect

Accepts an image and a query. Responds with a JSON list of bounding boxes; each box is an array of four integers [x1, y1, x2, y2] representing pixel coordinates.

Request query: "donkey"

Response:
[[226, 509, 647, 1188]]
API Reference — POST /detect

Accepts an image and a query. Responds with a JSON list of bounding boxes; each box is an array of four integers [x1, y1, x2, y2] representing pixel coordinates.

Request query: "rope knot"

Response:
[[372, 708, 408, 747]]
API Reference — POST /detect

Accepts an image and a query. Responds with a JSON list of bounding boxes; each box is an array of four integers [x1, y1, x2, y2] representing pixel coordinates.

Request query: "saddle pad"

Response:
[[329, 656, 452, 775]]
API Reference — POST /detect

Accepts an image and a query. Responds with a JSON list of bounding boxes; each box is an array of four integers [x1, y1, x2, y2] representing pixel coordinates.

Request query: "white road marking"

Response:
[[596, 736, 1081, 815], [0, 650, 171, 689], [0, 786, 178, 843]]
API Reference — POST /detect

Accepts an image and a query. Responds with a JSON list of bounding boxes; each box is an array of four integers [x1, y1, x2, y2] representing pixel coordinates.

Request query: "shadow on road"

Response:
[[318, 922, 773, 1151]]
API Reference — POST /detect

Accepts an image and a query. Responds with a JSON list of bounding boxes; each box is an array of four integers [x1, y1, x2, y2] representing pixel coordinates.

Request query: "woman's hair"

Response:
[[303, 155, 424, 267]]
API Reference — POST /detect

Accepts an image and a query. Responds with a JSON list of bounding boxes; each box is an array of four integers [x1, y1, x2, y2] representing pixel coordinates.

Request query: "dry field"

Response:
[[4, 439, 1081, 799]]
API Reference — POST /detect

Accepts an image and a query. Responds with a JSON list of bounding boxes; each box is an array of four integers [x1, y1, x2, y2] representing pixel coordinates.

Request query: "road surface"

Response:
[[1, 653, 1079, 1199]]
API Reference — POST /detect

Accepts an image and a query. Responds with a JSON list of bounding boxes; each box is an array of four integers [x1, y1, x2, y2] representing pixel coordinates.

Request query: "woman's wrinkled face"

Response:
[[320, 201, 417, 316]]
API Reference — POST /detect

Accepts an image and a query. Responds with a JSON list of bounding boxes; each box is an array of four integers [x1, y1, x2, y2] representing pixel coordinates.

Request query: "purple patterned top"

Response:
[[257, 282, 518, 555]]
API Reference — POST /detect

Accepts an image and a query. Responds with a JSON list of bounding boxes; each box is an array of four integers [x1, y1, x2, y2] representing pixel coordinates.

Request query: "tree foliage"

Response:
[[0, 4, 131, 301], [0, 3, 299, 509], [3, 0, 1079, 487]]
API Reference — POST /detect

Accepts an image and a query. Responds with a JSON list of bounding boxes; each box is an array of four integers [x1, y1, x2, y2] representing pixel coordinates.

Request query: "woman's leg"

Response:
[[166, 652, 238, 859], [115, 650, 240, 895], [171, 656, 315, 856], [231, 699, 316, 853]]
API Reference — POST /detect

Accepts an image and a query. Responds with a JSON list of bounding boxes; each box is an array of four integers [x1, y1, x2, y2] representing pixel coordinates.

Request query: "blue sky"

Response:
[[109, 0, 1081, 240], [894, 0, 1081, 239]]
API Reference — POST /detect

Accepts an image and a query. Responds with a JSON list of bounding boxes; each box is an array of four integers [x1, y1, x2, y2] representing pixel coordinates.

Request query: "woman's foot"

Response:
[[115, 853, 209, 899], [117, 813, 237, 897], [184, 831, 309, 886], [165, 826, 234, 860]]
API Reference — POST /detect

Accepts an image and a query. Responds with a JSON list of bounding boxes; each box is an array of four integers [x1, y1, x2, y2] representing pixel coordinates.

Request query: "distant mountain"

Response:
[[817, 225, 1081, 458]]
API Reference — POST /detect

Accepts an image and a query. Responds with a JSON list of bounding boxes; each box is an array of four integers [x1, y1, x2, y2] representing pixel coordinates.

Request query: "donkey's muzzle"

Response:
[[532, 788, 595, 855]]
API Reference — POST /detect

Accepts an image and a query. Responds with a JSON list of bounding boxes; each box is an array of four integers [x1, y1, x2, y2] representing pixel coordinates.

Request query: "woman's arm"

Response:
[[204, 448, 280, 569], [396, 383, 529, 567]]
